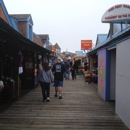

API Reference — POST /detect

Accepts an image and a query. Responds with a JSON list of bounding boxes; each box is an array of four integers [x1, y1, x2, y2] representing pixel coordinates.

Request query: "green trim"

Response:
[[0, 27, 8, 33], [88, 37, 124, 55], [19, 38, 32, 45], [109, 38, 122, 45], [19, 37, 52, 53]]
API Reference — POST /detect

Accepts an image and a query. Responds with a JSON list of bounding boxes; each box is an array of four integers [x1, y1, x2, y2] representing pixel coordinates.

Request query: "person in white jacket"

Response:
[[38, 62, 54, 102]]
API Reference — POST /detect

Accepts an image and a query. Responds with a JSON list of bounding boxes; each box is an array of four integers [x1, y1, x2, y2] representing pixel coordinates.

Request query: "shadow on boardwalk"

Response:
[[0, 76, 129, 130]]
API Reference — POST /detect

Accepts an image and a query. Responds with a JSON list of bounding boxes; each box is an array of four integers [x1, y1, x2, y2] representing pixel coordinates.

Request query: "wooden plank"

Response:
[[0, 77, 129, 130]]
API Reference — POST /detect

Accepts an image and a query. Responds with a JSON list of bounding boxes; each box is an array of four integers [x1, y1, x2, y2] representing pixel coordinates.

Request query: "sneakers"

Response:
[[46, 97, 50, 102], [54, 94, 58, 97], [43, 97, 50, 102], [59, 95, 63, 99], [43, 99, 46, 102], [55, 94, 63, 99]]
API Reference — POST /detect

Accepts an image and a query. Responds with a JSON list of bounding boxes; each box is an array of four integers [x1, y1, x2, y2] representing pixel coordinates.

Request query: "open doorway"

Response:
[[109, 48, 116, 101]]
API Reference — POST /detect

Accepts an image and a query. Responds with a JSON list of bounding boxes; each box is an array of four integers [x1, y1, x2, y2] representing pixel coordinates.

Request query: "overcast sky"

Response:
[[3, 0, 130, 53]]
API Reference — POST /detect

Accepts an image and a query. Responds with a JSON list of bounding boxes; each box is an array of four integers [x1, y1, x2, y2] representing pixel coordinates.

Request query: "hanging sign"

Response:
[[102, 4, 130, 23], [81, 40, 92, 50]]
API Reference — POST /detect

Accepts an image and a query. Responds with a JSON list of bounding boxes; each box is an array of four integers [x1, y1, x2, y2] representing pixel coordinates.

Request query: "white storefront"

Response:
[[116, 38, 130, 129]]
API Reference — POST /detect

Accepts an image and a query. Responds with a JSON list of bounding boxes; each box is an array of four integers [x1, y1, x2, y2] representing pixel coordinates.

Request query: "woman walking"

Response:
[[38, 62, 54, 102]]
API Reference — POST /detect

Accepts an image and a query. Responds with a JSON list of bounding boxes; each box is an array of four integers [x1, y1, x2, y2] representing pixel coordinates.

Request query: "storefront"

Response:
[[0, 18, 52, 102], [0, 37, 17, 102], [116, 38, 130, 129], [73, 56, 86, 66], [87, 4, 130, 128], [88, 54, 98, 84]]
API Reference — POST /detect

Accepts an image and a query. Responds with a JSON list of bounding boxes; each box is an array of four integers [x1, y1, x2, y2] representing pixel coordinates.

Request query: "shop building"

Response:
[[49, 44, 57, 63], [87, 4, 130, 129], [88, 34, 107, 85], [0, 0, 52, 104], [37, 34, 50, 50], [54, 43, 61, 57]]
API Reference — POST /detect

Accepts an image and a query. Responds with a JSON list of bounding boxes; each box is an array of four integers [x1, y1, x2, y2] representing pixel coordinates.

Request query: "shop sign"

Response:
[[51, 45, 56, 52], [81, 40, 92, 50], [102, 4, 130, 23]]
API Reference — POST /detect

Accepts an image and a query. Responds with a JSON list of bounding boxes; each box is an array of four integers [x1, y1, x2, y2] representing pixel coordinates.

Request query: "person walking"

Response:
[[71, 64, 75, 80], [74, 61, 79, 79], [64, 57, 70, 80], [38, 59, 43, 70], [38, 62, 54, 102], [84, 60, 88, 71], [71, 61, 79, 80], [52, 57, 66, 99]]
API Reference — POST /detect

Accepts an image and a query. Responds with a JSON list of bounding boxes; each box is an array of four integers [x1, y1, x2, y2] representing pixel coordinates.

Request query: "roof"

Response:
[[73, 56, 85, 58], [0, 17, 52, 53], [10, 14, 34, 25], [96, 34, 108, 46], [0, 0, 13, 27], [54, 43, 61, 49], [87, 25, 130, 55], [10, 14, 30, 19], [37, 34, 49, 39], [62, 51, 75, 55], [10, 17, 19, 32]]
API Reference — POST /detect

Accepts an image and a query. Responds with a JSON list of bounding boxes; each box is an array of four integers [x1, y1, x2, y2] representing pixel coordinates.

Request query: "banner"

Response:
[[81, 40, 92, 50]]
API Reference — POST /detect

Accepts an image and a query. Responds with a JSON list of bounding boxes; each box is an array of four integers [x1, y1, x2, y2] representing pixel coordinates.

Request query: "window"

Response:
[[29, 24, 33, 41]]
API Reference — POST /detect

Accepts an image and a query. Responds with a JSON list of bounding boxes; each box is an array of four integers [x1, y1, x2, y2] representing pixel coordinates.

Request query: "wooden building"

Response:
[[0, 0, 52, 104]]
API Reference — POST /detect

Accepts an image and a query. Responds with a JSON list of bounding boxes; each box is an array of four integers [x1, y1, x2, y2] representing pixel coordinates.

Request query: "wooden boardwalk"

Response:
[[0, 76, 129, 130]]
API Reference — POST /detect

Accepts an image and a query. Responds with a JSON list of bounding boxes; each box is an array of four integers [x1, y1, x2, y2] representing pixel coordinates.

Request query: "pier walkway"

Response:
[[0, 76, 128, 130]]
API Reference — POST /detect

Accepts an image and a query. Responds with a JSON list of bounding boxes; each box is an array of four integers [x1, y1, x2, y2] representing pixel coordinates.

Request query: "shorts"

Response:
[[54, 80, 63, 87]]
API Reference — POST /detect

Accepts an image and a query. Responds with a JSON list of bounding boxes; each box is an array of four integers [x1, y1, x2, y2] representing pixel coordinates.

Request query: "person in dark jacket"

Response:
[[38, 62, 54, 102], [74, 61, 79, 79], [52, 57, 66, 99], [71, 61, 79, 80], [84, 60, 88, 71], [64, 58, 71, 80]]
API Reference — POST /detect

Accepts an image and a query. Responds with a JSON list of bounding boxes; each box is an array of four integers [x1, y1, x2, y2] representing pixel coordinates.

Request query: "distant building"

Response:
[[61, 51, 76, 59], [75, 51, 85, 56], [54, 43, 61, 56], [37, 34, 50, 50]]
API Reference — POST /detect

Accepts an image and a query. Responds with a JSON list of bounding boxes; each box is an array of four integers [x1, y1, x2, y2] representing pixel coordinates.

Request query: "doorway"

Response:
[[109, 48, 116, 101]]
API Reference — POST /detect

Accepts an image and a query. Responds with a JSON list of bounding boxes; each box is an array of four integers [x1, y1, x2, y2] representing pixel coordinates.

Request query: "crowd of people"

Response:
[[37, 57, 79, 102]]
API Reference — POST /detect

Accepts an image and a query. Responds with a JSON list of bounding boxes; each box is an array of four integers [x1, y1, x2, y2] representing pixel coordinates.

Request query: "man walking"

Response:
[[52, 57, 66, 99]]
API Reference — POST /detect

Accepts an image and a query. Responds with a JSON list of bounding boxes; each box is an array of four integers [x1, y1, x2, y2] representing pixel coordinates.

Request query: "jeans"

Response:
[[71, 70, 75, 79], [65, 69, 70, 79], [40, 82, 50, 100], [75, 69, 78, 78]]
